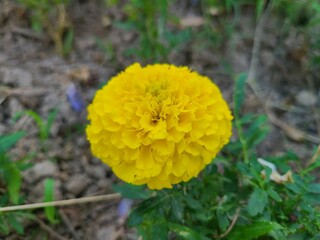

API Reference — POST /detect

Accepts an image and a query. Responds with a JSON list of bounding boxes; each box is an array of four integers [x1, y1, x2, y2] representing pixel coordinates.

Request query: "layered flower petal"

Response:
[[86, 63, 233, 189]]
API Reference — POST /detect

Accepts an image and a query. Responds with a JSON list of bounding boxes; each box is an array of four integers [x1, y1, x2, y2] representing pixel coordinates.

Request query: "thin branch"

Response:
[[10, 27, 46, 41], [0, 193, 121, 212], [34, 217, 68, 240], [247, 1, 271, 93], [59, 209, 81, 240], [246, 3, 320, 144], [214, 207, 241, 239], [307, 144, 320, 166]]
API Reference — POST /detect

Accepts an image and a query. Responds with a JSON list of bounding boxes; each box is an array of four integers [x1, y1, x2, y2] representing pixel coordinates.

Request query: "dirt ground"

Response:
[[0, 0, 319, 239]]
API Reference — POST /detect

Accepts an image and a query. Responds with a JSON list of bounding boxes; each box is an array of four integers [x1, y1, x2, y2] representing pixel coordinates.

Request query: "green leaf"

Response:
[[23, 110, 45, 140], [236, 162, 251, 177], [137, 221, 168, 240], [43, 178, 58, 224], [286, 183, 303, 194], [3, 162, 21, 204], [267, 188, 282, 202], [63, 28, 74, 56], [114, 21, 136, 30], [167, 223, 211, 240], [8, 214, 24, 234], [233, 73, 247, 118], [307, 183, 320, 193], [303, 193, 320, 205], [217, 209, 229, 231], [0, 193, 9, 207], [245, 115, 269, 148], [128, 196, 166, 227], [247, 188, 267, 216], [46, 108, 59, 139], [0, 131, 26, 153], [184, 195, 202, 210], [302, 159, 320, 175], [0, 216, 9, 235], [171, 197, 184, 221], [256, 0, 264, 18], [113, 183, 151, 199], [228, 221, 283, 240]]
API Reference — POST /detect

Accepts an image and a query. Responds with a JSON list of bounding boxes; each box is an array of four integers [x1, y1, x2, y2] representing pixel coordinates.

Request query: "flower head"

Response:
[[86, 63, 232, 189]]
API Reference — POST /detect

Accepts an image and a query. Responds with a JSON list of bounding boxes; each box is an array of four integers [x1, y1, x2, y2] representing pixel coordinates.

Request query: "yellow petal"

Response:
[[136, 145, 156, 169], [176, 112, 193, 132], [152, 139, 175, 156], [198, 134, 220, 152], [139, 112, 154, 131], [185, 142, 203, 156], [113, 162, 136, 183], [172, 153, 188, 177], [149, 119, 167, 139], [167, 127, 185, 143], [122, 130, 141, 149], [147, 178, 172, 190]]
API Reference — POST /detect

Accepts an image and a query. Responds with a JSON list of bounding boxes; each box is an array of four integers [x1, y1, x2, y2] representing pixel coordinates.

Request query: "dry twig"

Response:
[[214, 207, 241, 239], [10, 26, 46, 41], [59, 209, 81, 240], [34, 217, 68, 240], [307, 145, 320, 166], [0, 86, 49, 97], [265, 107, 319, 144], [246, 3, 319, 144], [0, 193, 121, 212]]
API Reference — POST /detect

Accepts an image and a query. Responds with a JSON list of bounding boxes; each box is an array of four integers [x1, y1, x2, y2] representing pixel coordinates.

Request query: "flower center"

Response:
[[146, 81, 168, 99]]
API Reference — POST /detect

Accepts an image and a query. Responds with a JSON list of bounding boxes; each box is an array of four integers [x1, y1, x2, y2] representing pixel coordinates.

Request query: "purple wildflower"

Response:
[[118, 199, 133, 219], [66, 83, 84, 112]]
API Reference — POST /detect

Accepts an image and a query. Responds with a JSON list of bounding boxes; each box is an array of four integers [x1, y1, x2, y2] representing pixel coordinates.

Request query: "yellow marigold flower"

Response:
[[86, 63, 233, 189]]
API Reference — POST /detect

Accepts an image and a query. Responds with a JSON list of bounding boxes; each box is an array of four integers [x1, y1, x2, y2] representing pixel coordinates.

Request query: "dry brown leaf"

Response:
[[67, 67, 91, 83], [266, 107, 319, 144], [101, 15, 112, 28], [0, 86, 48, 97], [209, 7, 222, 16], [180, 16, 204, 28], [258, 158, 294, 184]]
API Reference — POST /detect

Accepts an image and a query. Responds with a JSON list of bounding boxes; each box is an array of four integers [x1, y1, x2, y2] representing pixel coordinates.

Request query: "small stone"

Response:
[[65, 174, 90, 195], [0, 124, 6, 135], [0, 54, 8, 64], [2, 68, 33, 87], [24, 160, 59, 183], [87, 166, 106, 179], [8, 97, 24, 117], [96, 226, 116, 240], [261, 52, 274, 67], [97, 180, 112, 191], [296, 90, 317, 107]]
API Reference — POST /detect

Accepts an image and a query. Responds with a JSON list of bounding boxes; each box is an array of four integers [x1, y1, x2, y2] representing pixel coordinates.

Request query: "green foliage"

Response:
[[228, 221, 283, 240], [272, 0, 320, 72], [0, 132, 34, 236], [113, 183, 151, 200], [0, 131, 26, 154], [17, 0, 72, 56], [113, 0, 191, 62], [14, 108, 58, 143], [197, 0, 266, 50], [0, 212, 34, 236], [43, 178, 58, 224], [95, 38, 116, 63], [122, 74, 320, 239], [0, 132, 25, 204]]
